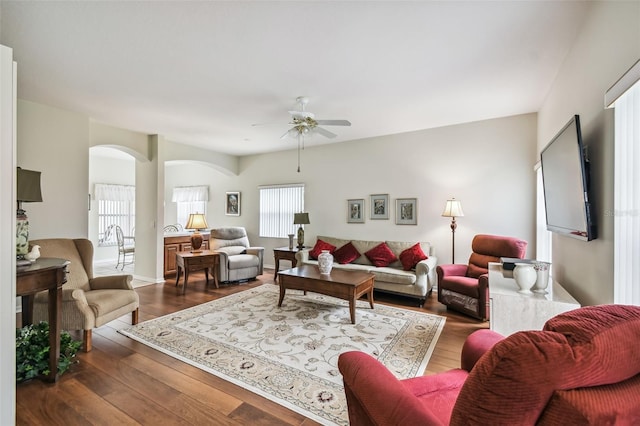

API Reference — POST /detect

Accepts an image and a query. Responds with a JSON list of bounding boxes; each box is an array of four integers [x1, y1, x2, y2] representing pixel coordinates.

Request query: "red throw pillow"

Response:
[[333, 242, 360, 264], [365, 242, 398, 267], [399, 243, 428, 270], [309, 239, 336, 260]]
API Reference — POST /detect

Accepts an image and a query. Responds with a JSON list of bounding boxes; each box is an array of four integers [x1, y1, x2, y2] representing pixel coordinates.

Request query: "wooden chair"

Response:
[[115, 225, 135, 270]]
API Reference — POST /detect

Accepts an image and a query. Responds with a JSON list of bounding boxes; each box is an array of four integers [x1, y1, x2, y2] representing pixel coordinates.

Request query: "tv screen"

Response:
[[540, 115, 596, 241]]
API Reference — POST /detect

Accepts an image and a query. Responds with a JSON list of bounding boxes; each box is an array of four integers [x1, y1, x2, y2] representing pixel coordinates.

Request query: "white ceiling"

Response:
[[1, 1, 589, 156]]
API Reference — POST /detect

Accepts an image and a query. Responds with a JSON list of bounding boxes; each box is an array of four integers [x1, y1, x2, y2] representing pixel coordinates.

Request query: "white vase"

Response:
[[532, 261, 551, 294], [318, 250, 334, 275], [288, 234, 294, 250], [513, 263, 536, 294]]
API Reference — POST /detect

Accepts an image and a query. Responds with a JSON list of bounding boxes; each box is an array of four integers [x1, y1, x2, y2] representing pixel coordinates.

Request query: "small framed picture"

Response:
[[396, 198, 417, 225], [370, 194, 389, 220], [225, 191, 240, 216], [347, 199, 365, 223]]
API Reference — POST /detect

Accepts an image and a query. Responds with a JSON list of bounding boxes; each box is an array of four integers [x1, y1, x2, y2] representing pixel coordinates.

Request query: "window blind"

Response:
[[259, 184, 304, 238], [613, 80, 640, 305]]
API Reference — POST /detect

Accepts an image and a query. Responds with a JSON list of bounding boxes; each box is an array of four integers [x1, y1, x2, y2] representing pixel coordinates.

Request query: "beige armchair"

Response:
[[209, 227, 264, 283], [31, 238, 139, 352]]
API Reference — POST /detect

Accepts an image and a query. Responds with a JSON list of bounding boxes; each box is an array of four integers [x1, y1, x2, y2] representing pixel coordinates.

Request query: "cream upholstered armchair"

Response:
[[31, 238, 139, 352], [209, 227, 264, 283]]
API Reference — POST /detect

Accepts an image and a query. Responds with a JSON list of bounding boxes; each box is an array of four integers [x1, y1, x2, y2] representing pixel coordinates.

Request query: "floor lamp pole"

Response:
[[450, 216, 457, 264]]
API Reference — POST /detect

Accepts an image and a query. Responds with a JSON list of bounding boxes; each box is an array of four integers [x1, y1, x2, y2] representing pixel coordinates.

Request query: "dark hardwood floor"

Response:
[[16, 269, 488, 425]]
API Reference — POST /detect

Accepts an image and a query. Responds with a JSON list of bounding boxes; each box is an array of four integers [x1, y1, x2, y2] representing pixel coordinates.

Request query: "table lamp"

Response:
[[16, 167, 43, 260], [441, 198, 464, 264], [185, 213, 209, 253], [293, 212, 310, 249]]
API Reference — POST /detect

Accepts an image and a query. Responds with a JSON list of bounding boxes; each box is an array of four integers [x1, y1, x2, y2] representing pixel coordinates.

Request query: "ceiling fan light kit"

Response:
[[281, 96, 351, 172]]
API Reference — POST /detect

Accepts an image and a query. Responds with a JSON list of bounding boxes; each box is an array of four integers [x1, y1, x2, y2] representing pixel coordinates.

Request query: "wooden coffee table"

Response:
[[277, 265, 375, 324]]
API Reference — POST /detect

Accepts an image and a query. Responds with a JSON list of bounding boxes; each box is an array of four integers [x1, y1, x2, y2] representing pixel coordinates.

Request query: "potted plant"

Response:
[[16, 321, 82, 383]]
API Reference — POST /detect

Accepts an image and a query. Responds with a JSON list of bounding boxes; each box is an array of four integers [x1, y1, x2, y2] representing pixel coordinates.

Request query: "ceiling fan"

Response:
[[281, 96, 351, 140], [281, 96, 351, 172]]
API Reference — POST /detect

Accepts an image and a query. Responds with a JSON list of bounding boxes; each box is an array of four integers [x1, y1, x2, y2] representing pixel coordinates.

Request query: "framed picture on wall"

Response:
[[225, 191, 240, 216], [347, 199, 365, 223], [395, 198, 417, 225], [370, 194, 389, 220]]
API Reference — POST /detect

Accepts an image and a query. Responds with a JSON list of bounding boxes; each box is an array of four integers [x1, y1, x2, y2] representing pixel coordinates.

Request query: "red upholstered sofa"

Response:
[[338, 304, 640, 425], [437, 234, 527, 320]]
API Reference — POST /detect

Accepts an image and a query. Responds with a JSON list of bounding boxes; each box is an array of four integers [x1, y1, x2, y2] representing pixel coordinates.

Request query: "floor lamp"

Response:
[[442, 198, 464, 264]]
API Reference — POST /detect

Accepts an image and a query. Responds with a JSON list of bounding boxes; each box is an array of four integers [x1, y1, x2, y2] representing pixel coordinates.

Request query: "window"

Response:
[[259, 184, 305, 238], [172, 186, 209, 227], [95, 183, 135, 246], [535, 163, 552, 264], [607, 59, 640, 305]]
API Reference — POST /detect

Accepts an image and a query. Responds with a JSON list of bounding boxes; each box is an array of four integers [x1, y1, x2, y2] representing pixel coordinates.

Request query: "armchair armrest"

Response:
[[295, 249, 311, 264], [89, 275, 134, 291], [437, 264, 469, 278], [460, 329, 504, 371], [338, 351, 445, 425], [245, 246, 264, 256]]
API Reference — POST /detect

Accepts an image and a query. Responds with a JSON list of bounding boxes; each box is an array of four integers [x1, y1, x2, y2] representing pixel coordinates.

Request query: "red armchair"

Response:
[[437, 234, 527, 320], [338, 304, 640, 425]]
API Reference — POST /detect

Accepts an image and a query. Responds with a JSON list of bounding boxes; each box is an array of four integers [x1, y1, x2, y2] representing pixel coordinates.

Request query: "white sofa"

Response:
[[295, 236, 437, 305]]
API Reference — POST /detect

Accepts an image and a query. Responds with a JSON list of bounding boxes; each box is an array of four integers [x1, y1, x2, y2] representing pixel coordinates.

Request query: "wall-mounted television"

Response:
[[540, 115, 596, 241]]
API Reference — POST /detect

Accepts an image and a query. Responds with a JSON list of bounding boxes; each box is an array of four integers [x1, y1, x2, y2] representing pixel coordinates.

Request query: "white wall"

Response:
[[167, 113, 538, 269], [537, 1, 640, 305], [17, 100, 90, 239], [17, 102, 537, 283]]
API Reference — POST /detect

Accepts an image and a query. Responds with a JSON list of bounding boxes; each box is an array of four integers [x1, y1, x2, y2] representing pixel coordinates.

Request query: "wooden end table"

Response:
[[16, 257, 69, 382], [273, 246, 306, 281], [277, 265, 375, 324], [175, 250, 219, 294]]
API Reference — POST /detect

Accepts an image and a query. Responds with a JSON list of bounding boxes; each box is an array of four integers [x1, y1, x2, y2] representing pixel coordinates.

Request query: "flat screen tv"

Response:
[[540, 115, 596, 241]]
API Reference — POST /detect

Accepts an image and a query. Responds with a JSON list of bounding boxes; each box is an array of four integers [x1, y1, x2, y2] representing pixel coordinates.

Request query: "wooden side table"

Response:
[[175, 250, 219, 294], [16, 257, 69, 382], [273, 246, 306, 281]]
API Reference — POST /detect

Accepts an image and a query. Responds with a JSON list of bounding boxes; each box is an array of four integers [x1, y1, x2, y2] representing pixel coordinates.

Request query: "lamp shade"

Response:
[[293, 212, 310, 225], [185, 213, 209, 230], [441, 199, 464, 218], [17, 168, 43, 203]]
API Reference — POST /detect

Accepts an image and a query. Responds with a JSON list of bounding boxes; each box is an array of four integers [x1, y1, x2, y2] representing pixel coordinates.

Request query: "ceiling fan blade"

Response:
[[315, 119, 351, 126], [280, 129, 294, 139], [288, 110, 315, 119], [314, 126, 337, 139]]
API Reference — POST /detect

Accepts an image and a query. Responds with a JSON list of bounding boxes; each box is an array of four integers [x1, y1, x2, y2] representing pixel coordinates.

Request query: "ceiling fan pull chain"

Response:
[[297, 134, 301, 172]]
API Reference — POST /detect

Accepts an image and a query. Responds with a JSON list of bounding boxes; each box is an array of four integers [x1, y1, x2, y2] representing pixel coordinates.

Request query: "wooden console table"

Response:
[[175, 250, 219, 294], [16, 257, 69, 382]]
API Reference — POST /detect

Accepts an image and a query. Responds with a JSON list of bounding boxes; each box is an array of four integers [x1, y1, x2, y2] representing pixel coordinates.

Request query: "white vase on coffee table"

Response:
[[318, 250, 334, 275]]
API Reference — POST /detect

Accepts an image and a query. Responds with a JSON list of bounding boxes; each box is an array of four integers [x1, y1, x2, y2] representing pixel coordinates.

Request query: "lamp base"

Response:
[[190, 231, 203, 253], [16, 209, 29, 257], [297, 226, 305, 250]]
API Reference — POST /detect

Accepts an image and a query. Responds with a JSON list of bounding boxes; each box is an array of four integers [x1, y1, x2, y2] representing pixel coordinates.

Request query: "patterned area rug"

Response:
[[120, 284, 446, 425]]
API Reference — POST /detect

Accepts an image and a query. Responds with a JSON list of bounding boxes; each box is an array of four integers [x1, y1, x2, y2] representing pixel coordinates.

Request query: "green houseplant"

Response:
[[16, 321, 82, 382]]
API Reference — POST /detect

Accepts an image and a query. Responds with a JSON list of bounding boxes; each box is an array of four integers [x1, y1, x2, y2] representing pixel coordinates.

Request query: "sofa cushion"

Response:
[[309, 239, 336, 259], [365, 243, 398, 267], [333, 242, 360, 264], [399, 243, 428, 270], [370, 267, 417, 285]]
